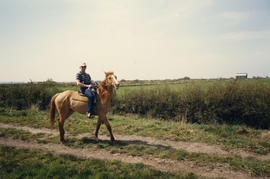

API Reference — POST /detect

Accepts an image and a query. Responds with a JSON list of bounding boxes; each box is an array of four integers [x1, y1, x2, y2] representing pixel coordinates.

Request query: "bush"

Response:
[[0, 81, 60, 110], [112, 80, 270, 129]]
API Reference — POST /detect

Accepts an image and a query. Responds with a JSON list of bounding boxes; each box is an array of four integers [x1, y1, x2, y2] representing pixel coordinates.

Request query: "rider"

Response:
[[76, 62, 96, 118]]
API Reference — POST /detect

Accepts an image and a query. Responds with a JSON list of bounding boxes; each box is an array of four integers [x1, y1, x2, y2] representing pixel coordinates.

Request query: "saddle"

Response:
[[73, 88, 98, 105], [71, 91, 88, 102], [78, 90, 87, 97]]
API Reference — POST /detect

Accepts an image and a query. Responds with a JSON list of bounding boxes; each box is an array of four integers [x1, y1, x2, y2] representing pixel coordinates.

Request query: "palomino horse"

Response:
[[50, 72, 119, 143]]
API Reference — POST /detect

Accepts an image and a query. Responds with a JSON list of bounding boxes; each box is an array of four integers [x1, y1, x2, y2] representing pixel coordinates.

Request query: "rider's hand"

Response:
[[88, 84, 92, 88]]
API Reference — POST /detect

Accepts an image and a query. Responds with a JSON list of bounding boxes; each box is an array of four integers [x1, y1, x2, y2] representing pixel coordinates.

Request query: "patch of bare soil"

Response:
[[1, 122, 270, 161], [262, 130, 270, 139], [0, 137, 255, 179], [0, 123, 58, 136]]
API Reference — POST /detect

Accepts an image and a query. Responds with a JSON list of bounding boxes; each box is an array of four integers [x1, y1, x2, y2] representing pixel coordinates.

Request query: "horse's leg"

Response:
[[103, 116, 115, 143], [58, 118, 65, 142], [58, 110, 73, 142], [56, 112, 65, 142], [95, 119, 102, 141]]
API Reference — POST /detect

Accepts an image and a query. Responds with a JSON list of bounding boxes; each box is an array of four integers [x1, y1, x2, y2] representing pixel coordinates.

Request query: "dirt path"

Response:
[[1, 122, 269, 161], [0, 137, 255, 179], [0, 123, 58, 136]]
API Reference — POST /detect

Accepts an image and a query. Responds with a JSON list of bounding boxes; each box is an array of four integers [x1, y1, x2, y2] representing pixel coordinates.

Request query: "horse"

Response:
[[49, 72, 119, 143]]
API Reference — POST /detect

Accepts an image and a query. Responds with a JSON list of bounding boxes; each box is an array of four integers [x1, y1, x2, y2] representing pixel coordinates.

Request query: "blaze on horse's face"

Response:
[[105, 72, 120, 89]]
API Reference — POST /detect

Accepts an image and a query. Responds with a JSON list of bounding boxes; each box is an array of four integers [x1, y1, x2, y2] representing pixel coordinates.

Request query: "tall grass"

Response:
[[1, 79, 270, 128], [0, 80, 60, 110], [112, 80, 270, 129]]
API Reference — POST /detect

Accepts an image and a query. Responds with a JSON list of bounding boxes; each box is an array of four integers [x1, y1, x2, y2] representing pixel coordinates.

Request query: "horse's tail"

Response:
[[50, 93, 59, 130]]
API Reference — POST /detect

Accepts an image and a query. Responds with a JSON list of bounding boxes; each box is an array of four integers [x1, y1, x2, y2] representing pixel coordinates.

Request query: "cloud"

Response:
[[220, 30, 270, 41], [220, 11, 248, 24], [174, 0, 214, 17]]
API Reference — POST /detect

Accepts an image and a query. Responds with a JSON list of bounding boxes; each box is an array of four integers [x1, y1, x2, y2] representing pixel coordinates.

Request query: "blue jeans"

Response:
[[81, 87, 95, 112]]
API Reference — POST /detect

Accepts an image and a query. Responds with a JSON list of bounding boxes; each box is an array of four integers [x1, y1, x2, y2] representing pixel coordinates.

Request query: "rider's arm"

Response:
[[76, 80, 92, 88]]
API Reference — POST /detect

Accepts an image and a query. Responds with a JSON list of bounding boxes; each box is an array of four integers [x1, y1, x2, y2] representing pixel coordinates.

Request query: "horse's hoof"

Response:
[[95, 137, 99, 142], [60, 138, 65, 143]]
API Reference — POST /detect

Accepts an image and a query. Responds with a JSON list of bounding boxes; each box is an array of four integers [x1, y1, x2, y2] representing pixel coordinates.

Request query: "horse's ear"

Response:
[[105, 72, 114, 77], [104, 72, 108, 77]]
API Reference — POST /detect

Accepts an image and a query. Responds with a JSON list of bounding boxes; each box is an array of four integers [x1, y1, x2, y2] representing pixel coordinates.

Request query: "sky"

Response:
[[0, 0, 270, 82]]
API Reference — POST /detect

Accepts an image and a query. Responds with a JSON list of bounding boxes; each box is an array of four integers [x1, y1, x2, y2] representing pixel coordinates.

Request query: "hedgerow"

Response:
[[0, 80, 60, 110], [112, 80, 270, 129], [1, 79, 270, 128]]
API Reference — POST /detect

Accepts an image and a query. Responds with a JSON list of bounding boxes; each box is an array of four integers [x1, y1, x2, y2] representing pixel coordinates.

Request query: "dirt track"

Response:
[[0, 122, 267, 178], [0, 122, 269, 161]]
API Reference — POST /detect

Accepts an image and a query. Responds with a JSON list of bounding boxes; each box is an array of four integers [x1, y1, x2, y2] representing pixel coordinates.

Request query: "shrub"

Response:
[[0, 81, 60, 110], [112, 80, 270, 129]]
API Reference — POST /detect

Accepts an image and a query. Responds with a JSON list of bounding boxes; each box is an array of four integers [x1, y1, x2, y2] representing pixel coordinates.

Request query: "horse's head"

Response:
[[104, 72, 120, 89]]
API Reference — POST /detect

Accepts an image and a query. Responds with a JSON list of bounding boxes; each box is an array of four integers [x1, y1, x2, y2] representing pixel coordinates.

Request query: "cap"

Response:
[[81, 62, 87, 67]]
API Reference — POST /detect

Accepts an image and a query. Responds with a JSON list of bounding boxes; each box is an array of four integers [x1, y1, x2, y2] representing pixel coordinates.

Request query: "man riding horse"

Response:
[[50, 70, 119, 143], [76, 62, 97, 118]]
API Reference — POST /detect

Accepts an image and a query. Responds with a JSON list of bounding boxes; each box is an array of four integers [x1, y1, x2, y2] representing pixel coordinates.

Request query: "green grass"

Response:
[[0, 108, 51, 128], [0, 145, 194, 179], [0, 108, 269, 155]]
